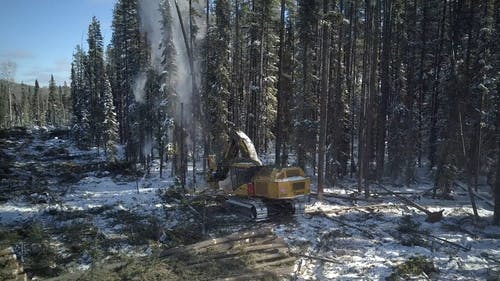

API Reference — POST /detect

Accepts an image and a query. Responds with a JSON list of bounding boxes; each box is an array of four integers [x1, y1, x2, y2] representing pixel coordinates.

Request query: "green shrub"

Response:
[[387, 256, 438, 281]]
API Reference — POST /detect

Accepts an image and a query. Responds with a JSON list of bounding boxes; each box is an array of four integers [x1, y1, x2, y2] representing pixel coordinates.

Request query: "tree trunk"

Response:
[[377, 0, 392, 181], [429, 0, 447, 169], [495, 87, 500, 225], [275, 0, 286, 166], [358, 2, 369, 193], [492, 0, 500, 226], [349, 0, 358, 178], [318, 0, 331, 197], [417, 0, 428, 168]]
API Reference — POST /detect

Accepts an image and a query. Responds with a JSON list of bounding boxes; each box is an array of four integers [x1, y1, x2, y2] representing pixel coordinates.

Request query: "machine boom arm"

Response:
[[210, 130, 262, 182]]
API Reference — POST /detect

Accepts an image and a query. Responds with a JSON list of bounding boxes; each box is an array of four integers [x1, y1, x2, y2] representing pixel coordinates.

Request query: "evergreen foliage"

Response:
[[44, 0, 500, 223], [102, 76, 119, 161], [46, 75, 57, 126]]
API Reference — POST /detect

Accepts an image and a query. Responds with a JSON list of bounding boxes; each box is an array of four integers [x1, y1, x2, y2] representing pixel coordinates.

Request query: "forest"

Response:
[[63, 0, 500, 223], [1, 0, 500, 279]]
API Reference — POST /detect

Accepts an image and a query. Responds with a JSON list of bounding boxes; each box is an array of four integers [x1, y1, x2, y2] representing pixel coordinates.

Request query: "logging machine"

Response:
[[207, 130, 310, 221]]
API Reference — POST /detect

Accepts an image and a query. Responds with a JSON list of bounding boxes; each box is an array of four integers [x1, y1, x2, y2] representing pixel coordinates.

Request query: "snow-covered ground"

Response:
[[0, 129, 173, 228], [1, 129, 499, 280], [275, 183, 500, 280]]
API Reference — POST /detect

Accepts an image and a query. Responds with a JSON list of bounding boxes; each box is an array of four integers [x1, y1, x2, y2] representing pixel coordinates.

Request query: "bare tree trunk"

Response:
[[258, 8, 266, 153], [495, 83, 500, 225], [377, 0, 392, 181], [275, 0, 286, 166], [429, 0, 447, 169], [180, 103, 186, 191], [318, 0, 331, 197], [189, 0, 197, 188], [233, 0, 242, 128], [349, 0, 358, 178], [417, 0, 428, 168], [203, 0, 210, 172], [493, 0, 500, 226], [358, 5, 368, 193]]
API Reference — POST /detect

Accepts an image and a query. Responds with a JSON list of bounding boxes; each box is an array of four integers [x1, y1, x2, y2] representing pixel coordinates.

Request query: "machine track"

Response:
[[226, 197, 268, 221], [225, 196, 308, 222]]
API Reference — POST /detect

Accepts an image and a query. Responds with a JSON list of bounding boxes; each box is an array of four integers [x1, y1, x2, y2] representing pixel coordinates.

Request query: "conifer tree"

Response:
[[32, 80, 41, 126], [158, 0, 176, 177], [295, 0, 320, 170], [110, 0, 148, 161], [204, 0, 231, 155], [20, 83, 30, 126], [0, 82, 6, 127], [71, 45, 91, 148], [102, 77, 119, 161], [46, 75, 57, 126], [87, 16, 107, 149]]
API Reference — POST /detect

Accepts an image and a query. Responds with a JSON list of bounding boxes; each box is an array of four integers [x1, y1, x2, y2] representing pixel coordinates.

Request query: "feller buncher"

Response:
[[207, 130, 310, 221]]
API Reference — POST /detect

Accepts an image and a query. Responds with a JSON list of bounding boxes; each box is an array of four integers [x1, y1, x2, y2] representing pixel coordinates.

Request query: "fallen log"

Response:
[[241, 243, 288, 253], [0, 247, 13, 257], [253, 253, 289, 263], [217, 271, 277, 281], [418, 232, 471, 252], [253, 257, 296, 269], [311, 192, 382, 202], [378, 185, 444, 223], [312, 212, 375, 239], [291, 252, 339, 264], [480, 252, 500, 264], [186, 254, 242, 268], [161, 228, 273, 256], [306, 204, 398, 215], [0, 247, 26, 281], [455, 181, 494, 207]]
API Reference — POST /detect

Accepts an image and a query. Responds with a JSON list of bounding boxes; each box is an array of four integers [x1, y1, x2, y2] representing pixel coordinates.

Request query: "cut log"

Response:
[[240, 243, 288, 253], [455, 181, 494, 207], [291, 253, 339, 264], [186, 254, 242, 268], [312, 212, 375, 239], [378, 185, 444, 222], [217, 271, 276, 281], [161, 229, 273, 256], [15, 273, 28, 281], [307, 204, 398, 215], [311, 192, 382, 202], [253, 253, 288, 263], [418, 232, 471, 252], [0, 247, 14, 257], [253, 257, 296, 269], [0, 268, 17, 279], [161, 229, 295, 278]]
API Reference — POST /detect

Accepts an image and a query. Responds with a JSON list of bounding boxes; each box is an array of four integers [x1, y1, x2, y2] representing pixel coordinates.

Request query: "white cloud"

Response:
[[0, 50, 36, 59]]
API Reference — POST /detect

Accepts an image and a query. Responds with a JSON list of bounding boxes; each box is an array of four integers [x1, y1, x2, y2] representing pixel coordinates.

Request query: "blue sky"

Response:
[[0, 0, 115, 86]]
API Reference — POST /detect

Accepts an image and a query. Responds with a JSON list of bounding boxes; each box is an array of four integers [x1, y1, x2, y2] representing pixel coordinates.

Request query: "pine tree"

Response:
[[31, 80, 41, 126], [295, 0, 320, 170], [492, 0, 500, 225], [46, 75, 57, 126], [0, 82, 6, 127], [158, 0, 176, 177], [71, 45, 91, 148], [20, 83, 30, 126], [87, 16, 107, 149], [326, 0, 350, 182], [102, 76, 119, 161], [110, 0, 148, 161], [204, 0, 231, 155], [317, 0, 330, 196]]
